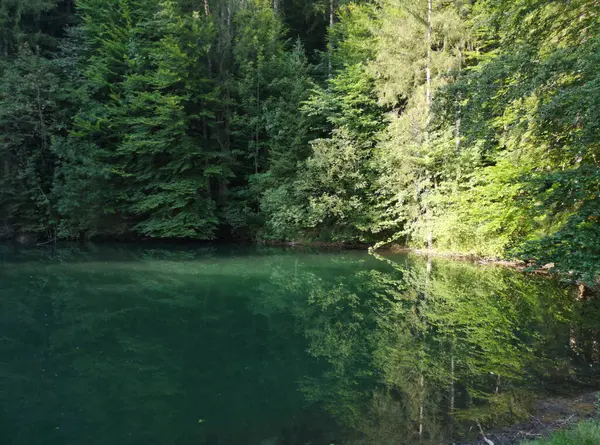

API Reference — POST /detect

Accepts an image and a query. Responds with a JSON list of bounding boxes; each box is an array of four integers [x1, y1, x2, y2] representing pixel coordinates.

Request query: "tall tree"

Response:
[[0, 0, 73, 240], [428, 0, 600, 281], [260, 2, 385, 242], [370, 0, 470, 250], [54, 0, 221, 239], [0, 49, 61, 239]]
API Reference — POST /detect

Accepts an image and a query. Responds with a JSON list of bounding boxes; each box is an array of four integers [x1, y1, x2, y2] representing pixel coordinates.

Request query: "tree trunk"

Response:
[[425, 0, 432, 113], [227, 1, 231, 28], [450, 355, 455, 412], [328, 0, 335, 78], [454, 39, 464, 154], [427, 227, 432, 251], [449, 352, 455, 437], [419, 374, 425, 441], [455, 116, 461, 152], [425, 0, 433, 250], [255, 64, 260, 174]]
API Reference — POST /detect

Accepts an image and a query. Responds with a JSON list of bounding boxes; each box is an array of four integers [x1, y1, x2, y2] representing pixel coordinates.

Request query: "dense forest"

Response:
[[1, 0, 599, 279]]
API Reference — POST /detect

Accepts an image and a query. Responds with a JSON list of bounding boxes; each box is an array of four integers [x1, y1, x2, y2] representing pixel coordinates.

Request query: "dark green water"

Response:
[[1, 245, 599, 445]]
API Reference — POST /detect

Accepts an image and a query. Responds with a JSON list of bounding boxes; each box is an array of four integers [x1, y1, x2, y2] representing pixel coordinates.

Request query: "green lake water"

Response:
[[1, 245, 599, 445]]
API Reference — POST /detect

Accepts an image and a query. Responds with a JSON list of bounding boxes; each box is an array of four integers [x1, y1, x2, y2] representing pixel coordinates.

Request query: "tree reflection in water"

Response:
[[1, 245, 599, 445]]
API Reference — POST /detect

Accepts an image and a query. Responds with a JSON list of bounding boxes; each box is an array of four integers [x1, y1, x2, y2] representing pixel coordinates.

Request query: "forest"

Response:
[[1, 0, 599, 280]]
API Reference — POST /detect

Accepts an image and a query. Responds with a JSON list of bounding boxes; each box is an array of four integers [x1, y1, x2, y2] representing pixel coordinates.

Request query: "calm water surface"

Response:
[[1, 245, 599, 445]]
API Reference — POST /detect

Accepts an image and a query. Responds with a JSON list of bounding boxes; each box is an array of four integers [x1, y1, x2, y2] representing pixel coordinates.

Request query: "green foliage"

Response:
[[2, 0, 600, 281], [261, 12, 386, 242], [52, 0, 222, 239], [263, 129, 377, 241], [229, 3, 313, 237], [0, 0, 59, 55], [521, 421, 600, 445], [423, 0, 600, 278], [0, 46, 62, 238]]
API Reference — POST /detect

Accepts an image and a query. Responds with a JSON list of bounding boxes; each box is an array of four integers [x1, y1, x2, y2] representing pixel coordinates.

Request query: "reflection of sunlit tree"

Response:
[[272, 251, 592, 444], [392, 256, 578, 437]]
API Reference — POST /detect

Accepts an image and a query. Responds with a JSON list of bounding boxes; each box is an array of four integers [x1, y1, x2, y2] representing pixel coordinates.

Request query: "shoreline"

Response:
[[377, 245, 599, 292], [454, 391, 599, 445], [262, 240, 597, 291], [6, 236, 597, 291]]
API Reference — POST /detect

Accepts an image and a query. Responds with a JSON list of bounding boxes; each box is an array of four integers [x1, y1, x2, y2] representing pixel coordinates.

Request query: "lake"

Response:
[[1, 244, 599, 445]]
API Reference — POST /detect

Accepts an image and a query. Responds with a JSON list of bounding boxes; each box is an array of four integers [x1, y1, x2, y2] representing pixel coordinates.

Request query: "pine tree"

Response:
[[223, 0, 313, 238], [119, 1, 221, 239], [370, 0, 470, 249], [55, 0, 223, 239], [261, 3, 385, 242]]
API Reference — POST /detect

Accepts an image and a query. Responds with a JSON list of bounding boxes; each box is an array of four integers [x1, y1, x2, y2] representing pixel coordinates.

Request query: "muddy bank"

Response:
[[456, 391, 599, 445]]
